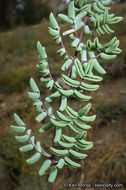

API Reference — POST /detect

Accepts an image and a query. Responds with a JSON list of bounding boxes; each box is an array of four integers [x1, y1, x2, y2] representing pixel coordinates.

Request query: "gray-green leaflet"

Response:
[[10, 0, 123, 186]]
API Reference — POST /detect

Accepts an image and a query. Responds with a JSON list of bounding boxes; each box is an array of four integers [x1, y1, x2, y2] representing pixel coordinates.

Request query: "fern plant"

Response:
[[10, 0, 123, 189]]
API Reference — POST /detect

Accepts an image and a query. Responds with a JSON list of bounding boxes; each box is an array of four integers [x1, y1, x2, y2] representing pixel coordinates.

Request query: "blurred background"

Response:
[[0, 0, 126, 189]]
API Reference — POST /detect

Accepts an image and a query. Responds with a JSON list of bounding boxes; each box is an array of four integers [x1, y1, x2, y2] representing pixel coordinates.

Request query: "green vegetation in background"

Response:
[[0, 0, 51, 30]]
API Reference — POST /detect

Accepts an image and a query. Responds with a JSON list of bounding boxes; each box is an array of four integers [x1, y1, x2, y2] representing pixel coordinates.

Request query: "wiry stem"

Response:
[[52, 182, 55, 190], [60, 38, 73, 59], [25, 130, 50, 159]]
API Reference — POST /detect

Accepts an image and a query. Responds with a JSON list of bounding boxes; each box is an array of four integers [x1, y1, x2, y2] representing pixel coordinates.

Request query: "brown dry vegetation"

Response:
[[0, 2, 126, 190]]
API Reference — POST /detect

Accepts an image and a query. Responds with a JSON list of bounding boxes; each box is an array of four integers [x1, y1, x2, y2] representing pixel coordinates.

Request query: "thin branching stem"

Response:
[[52, 182, 55, 190], [25, 130, 49, 159]]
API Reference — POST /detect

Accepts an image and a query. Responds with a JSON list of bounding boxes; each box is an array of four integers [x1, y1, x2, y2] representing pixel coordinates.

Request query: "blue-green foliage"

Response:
[[10, 0, 123, 184]]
